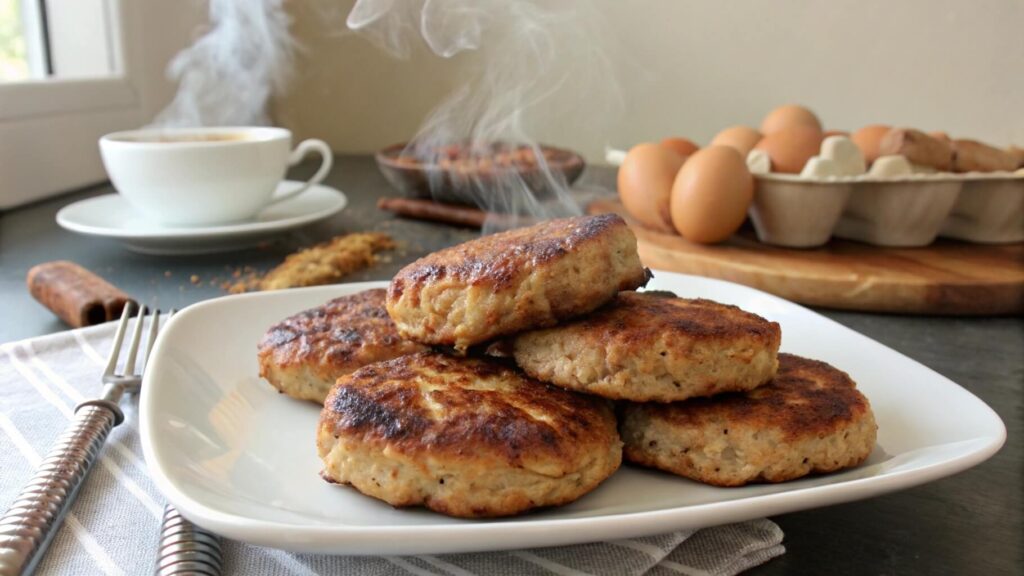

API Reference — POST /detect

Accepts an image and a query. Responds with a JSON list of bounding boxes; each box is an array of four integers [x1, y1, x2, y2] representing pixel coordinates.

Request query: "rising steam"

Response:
[[349, 0, 618, 229], [150, 0, 294, 127], [153, 0, 617, 230]]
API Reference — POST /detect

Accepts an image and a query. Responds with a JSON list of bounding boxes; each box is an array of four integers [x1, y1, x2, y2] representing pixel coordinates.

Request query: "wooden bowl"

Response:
[[375, 142, 586, 205]]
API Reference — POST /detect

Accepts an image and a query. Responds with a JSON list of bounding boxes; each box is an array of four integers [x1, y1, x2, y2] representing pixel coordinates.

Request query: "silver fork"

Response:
[[0, 303, 164, 576]]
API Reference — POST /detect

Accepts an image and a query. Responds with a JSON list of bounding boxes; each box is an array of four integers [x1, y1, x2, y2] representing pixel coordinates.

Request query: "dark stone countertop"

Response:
[[0, 156, 1020, 575]]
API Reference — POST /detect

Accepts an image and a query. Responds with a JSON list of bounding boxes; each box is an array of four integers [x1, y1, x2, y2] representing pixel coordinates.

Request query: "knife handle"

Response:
[[154, 505, 223, 576], [0, 405, 117, 576]]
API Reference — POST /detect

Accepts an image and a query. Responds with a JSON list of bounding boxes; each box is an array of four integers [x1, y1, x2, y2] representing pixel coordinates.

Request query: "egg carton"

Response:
[[605, 143, 1024, 248], [751, 169, 1024, 248]]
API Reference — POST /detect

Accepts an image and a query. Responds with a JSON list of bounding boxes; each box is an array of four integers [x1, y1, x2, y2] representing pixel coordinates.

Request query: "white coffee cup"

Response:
[[99, 126, 333, 226]]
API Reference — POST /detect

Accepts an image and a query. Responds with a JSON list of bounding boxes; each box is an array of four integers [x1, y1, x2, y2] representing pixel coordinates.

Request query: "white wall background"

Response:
[[277, 0, 1023, 161]]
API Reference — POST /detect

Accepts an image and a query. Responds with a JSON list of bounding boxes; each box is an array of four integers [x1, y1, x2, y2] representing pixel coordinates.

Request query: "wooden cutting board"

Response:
[[589, 198, 1024, 315]]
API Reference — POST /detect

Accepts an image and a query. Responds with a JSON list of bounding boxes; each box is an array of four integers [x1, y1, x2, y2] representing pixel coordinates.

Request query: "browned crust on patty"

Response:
[[513, 292, 781, 402], [621, 353, 877, 486], [647, 354, 870, 439], [575, 293, 780, 348], [386, 214, 650, 349], [257, 289, 427, 403], [320, 352, 616, 470], [317, 352, 622, 517], [389, 214, 638, 297]]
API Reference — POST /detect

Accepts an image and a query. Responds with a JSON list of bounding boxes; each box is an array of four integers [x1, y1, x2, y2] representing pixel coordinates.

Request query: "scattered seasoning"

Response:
[[226, 267, 263, 294], [189, 274, 200, 285], [226, 233, 396, 294], [163, 270, 172, 278]]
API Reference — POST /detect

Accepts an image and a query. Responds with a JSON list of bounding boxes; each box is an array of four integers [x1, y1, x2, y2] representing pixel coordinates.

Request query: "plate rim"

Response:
[[55, 181, 347, 240], [140, 273, 1007, 554]]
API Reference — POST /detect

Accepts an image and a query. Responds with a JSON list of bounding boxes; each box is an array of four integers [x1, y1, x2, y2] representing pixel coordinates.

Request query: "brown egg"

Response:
[[760, 105, 822, 135], [753, 126, 824, 174], [710, 126, 762, 156], [669, 145, 753, 244], [929, 131, 952, 144], [618, 143, 687, 233], [851, 124, 892, 164], [660, 137, 700, 157]]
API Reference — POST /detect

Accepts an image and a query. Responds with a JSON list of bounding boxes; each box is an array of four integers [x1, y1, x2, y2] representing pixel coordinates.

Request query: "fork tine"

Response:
[[121, 303, 148, 375], [142, 310, 161, 373], [122, 305, 148, 376], [143, 307, 175, 375], [104, 301, 136, 377]]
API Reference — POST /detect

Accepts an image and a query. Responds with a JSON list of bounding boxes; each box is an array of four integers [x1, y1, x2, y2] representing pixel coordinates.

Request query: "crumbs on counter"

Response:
[[223, 265, 260, 293], [228, 233, 396, 293]]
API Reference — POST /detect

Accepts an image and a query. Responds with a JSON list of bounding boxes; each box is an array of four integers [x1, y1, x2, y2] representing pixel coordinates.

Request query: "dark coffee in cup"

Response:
[[114, 133, 252, 143]]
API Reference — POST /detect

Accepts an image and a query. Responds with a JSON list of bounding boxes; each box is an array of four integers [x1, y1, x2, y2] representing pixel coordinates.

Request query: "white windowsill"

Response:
[[0, 76, 138, 121]]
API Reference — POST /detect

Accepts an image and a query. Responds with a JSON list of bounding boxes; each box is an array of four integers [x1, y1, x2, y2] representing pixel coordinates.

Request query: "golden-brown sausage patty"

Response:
[[386, 214, 650, 351], [317, 351, 622, 518], [257, 289, 427, 403], [620, 353, 877, 486], [513, 292, 781, 402]]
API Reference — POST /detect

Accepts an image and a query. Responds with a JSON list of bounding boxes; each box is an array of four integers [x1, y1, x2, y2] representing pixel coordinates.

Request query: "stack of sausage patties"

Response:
[[257, 213, 876, 518], [511, 291, 877, 487]]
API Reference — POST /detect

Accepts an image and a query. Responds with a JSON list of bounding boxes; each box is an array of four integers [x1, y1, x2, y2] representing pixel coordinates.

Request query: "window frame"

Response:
[[18, 0, 50, 78], [0, 0, 204, 209]]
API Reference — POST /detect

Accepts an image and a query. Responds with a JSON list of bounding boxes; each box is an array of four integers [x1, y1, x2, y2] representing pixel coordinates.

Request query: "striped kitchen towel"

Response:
[[0, 321, 785, 575]]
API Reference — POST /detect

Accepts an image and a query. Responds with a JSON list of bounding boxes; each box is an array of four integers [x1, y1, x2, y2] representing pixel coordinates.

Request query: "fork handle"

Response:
[[0, 405, 118, 576]]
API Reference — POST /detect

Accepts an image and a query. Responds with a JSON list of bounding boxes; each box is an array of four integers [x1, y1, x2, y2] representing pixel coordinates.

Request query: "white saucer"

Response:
[[56, 181, 347, 255]]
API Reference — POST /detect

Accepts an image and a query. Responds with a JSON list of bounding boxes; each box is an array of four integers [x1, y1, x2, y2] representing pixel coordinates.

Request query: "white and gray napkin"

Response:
[[0, 322, 784, 575]]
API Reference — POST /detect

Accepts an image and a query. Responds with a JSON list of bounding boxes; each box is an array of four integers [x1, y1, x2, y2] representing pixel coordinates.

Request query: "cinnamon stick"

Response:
[[377, 197, 488, 228], [27, 261, 132, 327]]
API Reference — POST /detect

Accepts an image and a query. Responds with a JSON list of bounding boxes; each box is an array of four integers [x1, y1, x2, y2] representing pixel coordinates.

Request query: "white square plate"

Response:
[[140, 272, 1005, 555]]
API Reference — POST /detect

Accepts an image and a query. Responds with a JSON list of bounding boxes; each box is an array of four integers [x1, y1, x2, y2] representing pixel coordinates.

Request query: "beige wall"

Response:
[[277, 0, 1024, 162]]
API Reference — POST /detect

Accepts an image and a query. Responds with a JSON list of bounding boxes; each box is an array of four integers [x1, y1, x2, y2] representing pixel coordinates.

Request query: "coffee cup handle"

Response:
[[268, 139, 334, 204]]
